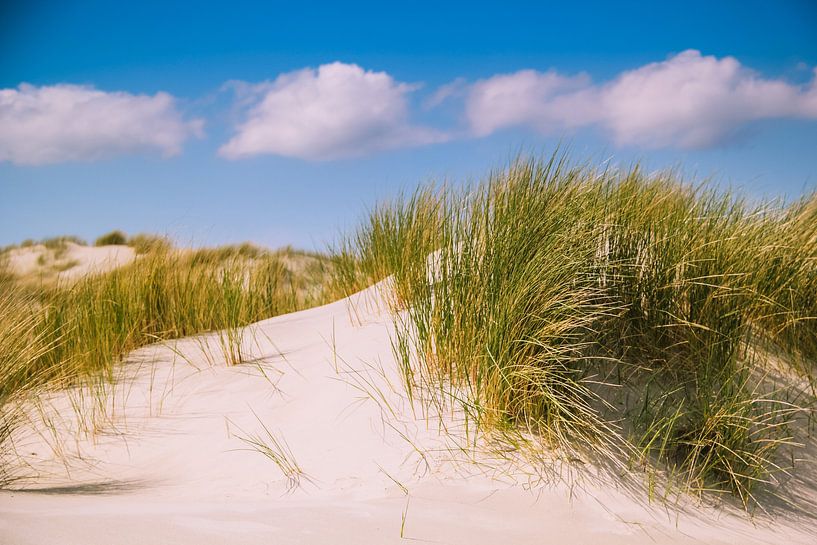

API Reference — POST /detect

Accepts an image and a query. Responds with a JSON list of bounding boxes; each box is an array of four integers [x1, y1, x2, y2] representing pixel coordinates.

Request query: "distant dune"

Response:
[[4, 242, 136, 282]]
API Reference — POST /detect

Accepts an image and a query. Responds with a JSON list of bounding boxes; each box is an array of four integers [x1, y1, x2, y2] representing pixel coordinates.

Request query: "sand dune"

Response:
[[1, 284, 815, 544], [4, 242, 136, 281]]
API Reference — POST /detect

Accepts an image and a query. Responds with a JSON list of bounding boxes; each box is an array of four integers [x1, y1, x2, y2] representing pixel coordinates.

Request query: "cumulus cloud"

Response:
[[466, 70, 596, 137], [0, 84, 203, 165], [464, 50, 817, 148], [219, 62, 447, 160]]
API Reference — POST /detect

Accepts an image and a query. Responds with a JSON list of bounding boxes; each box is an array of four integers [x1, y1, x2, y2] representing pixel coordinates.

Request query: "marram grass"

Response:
[[0, 247, 330, 406], [0, 244, 331, 486], [333, 154, 817, 508]]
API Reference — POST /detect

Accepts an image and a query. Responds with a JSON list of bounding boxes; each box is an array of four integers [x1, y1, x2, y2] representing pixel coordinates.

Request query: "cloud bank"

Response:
[[465, 50, 817, 148], [219, 62, 447, 160], [0, 84, 203, 165], [3, 52, 816, 166]]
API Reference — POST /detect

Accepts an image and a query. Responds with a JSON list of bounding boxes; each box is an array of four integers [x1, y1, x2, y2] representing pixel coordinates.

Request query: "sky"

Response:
[[2, 0, 817, 250]]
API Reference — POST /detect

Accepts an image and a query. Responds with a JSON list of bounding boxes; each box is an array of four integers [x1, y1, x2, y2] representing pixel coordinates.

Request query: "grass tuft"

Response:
[[333, 153, 817, 507], [127, 233, 172, 254], [94, 230, 128, 246]]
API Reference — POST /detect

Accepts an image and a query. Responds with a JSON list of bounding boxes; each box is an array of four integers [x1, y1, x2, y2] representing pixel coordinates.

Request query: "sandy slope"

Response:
[[1, 285, 816, 544], [4, 242, 136, 281]]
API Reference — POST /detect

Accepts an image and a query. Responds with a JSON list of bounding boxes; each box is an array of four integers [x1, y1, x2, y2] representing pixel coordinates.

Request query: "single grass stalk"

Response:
[[231, 411, 310, 492]]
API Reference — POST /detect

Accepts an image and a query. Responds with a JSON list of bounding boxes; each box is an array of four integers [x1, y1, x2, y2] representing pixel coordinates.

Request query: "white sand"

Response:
[[4, 242, 135, 281], [1, 285, 815, 544]]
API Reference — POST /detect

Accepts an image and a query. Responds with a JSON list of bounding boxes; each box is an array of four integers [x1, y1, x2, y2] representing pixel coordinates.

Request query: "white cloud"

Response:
[[0, 84, 203, 165], [464, 50, 817, 148], [219, 62, 447, 160], [466, 70, 594, 136]]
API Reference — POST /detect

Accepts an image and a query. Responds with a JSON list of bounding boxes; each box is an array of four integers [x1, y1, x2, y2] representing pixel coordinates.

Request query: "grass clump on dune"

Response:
[[127, 233, 172, 255], [188, 242, 267, 264], [41, 236, 87, 251], [94, 230, 128, 246], [333, 154, 817, 507], [95, 230, 171, 253]]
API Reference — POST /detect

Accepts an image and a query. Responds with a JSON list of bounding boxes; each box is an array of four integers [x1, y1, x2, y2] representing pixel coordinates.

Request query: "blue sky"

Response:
[[2, 0, 816, 250]]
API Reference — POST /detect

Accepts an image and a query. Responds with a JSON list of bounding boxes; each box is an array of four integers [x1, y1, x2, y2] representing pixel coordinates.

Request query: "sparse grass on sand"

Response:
[[0, 245, 331, 480], [1, 236, 87, 256], [332, 154, 817, 508]]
